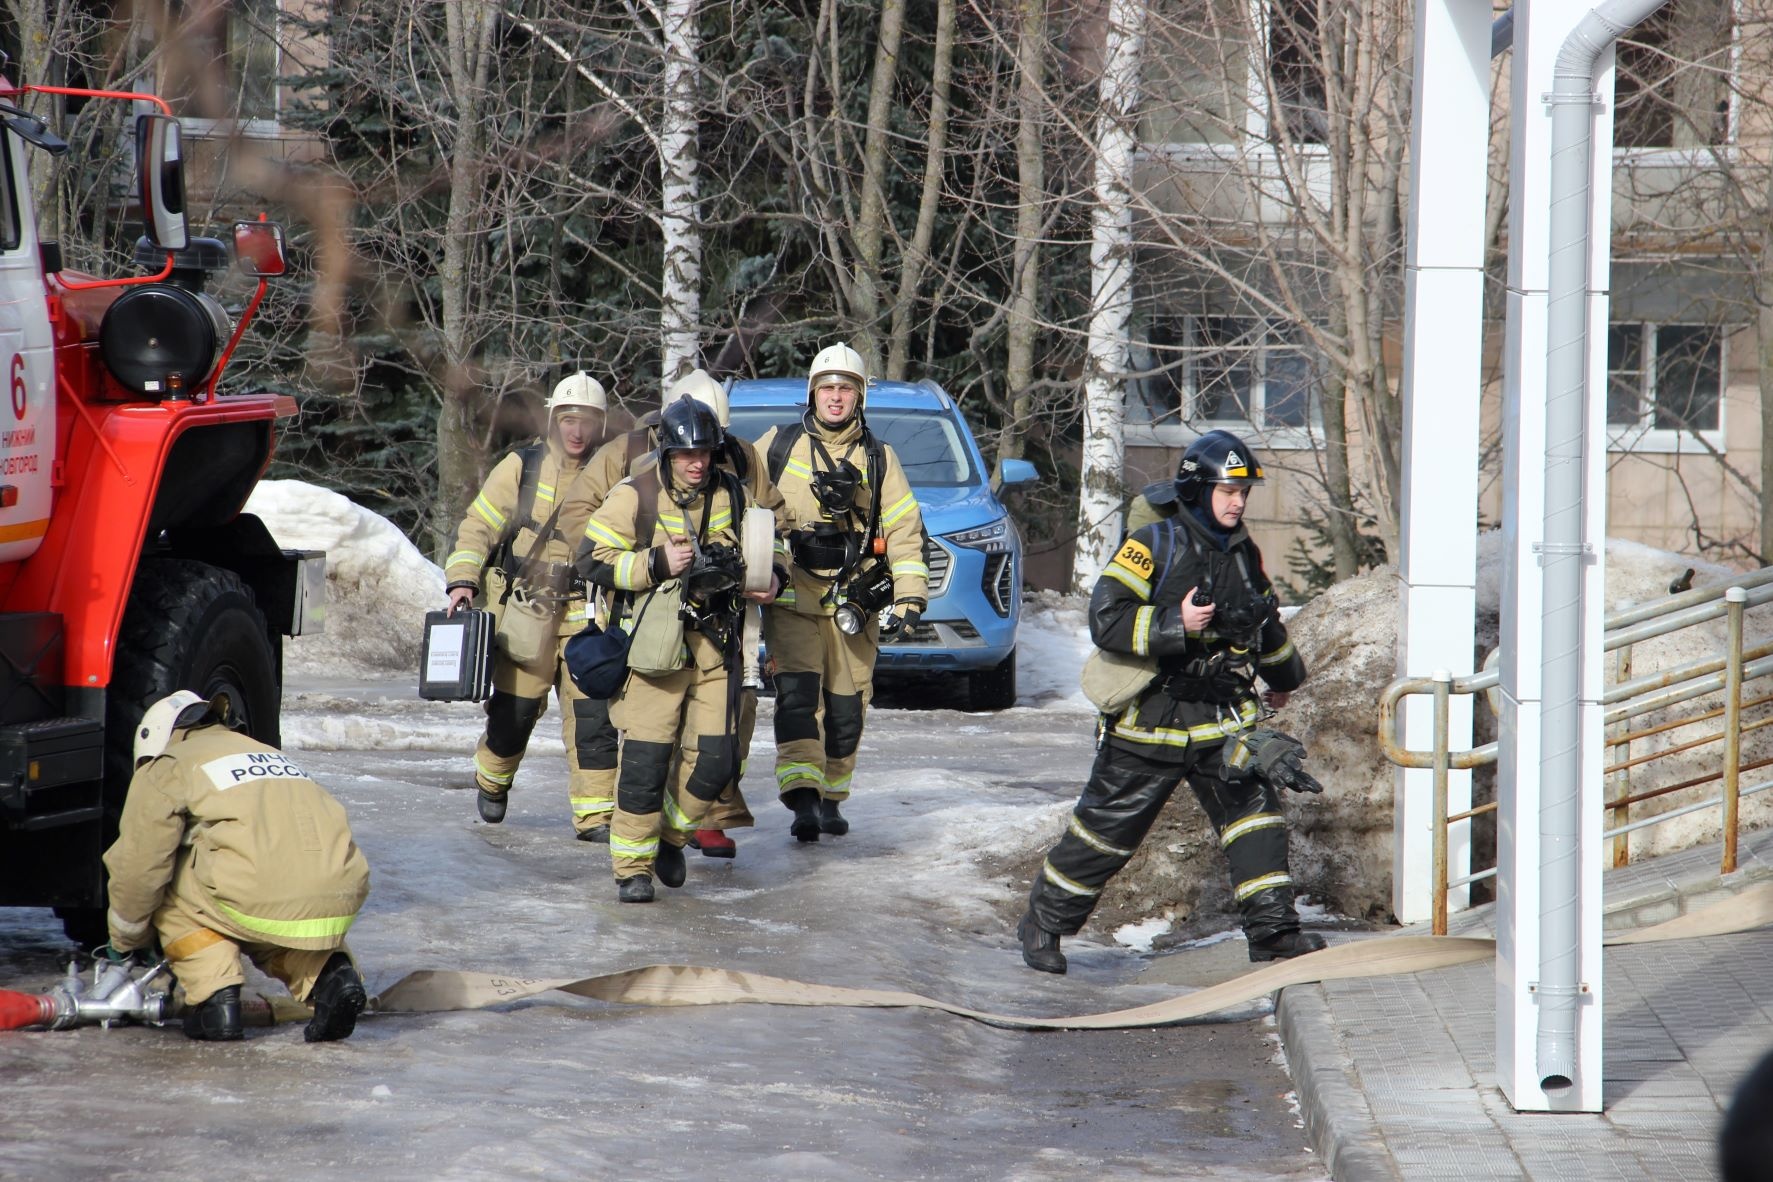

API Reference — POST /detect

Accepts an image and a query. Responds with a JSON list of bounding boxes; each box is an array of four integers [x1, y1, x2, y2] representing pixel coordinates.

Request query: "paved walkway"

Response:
[[1276, 828, 1773, 1181]]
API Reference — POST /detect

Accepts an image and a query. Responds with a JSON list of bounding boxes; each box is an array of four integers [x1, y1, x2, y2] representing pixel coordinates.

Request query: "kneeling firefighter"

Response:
[[102, 691, 371, 1041], [577, 396, 784, 902], [1019, 430, 1326, 974], [757, 343, 928, 842]]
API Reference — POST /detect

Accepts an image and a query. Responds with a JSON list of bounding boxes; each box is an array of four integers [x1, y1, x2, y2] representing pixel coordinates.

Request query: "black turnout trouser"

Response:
[[1028, 739, 1300, 943]]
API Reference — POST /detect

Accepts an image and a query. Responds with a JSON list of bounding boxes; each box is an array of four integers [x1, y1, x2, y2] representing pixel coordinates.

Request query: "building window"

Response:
[[1614, 0, 1732, 150], [1129, 315, 1321, 444], [1607, 322, 1724, 449], [167, 0, 280, 124], [1263, 1, 1327, 146], [1138, 0, 1328, 148]]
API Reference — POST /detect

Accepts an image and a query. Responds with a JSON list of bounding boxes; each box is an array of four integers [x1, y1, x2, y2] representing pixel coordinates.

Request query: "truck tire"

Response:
[[968, 649, 1017, 712], [108, 558, 281, 788]]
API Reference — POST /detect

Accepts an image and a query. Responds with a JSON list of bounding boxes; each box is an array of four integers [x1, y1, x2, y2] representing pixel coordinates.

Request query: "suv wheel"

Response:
[[968, 649, 1017, 711]]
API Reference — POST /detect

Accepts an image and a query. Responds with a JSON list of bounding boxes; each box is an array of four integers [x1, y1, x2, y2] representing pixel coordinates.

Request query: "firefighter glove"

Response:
[[880, 600, 923, 640], [1223, 727, 1324, 794]]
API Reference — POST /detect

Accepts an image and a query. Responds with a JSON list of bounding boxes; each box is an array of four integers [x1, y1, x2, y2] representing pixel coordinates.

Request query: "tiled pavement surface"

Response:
[[1279, 827, 1773, 1181]]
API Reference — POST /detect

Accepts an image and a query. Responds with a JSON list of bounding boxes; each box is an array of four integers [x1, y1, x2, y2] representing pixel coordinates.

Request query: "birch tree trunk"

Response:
[[1073, 0, 1144, 594], [660, 0, 702, 384], [885, 0, 955, 381], [1759, 195, 1773, 564], [434, 0, 498, 558], [850, 0, 906, 369], [1000, 0, 1046, 471]]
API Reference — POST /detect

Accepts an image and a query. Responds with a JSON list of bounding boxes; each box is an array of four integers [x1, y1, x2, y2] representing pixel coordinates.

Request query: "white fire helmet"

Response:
[[664, 368, 729, 428], [805, 343, 868, 410], [546, 372, 608, 418], [134, 690, 225, 767]]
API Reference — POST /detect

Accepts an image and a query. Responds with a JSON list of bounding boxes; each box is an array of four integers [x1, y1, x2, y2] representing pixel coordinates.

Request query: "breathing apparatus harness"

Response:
[[769, 414, 893, 634]]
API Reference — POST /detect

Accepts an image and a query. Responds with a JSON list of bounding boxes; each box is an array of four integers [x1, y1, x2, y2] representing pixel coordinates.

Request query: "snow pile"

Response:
[[1013, 591, 1096, 711], [245, 480, 446, 675]]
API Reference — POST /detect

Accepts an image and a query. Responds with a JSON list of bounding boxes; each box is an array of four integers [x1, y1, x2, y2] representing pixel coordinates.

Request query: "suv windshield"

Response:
[[728, 406, 978, 489]]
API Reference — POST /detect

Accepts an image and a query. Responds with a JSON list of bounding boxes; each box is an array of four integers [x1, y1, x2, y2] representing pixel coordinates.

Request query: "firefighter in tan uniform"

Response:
[[576, 396, 784, 902], [444, 373, 611, 835], [557, 369, 785, 858], [757, 344, 928, 842], [102, 691, 370, 1042]]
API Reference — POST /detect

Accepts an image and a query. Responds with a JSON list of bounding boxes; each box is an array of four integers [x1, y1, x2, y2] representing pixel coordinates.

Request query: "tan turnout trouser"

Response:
[[153, 889, 349, 1006], [697, 690, 757, 830], [472, 623, 617, 834], [607, 645, 740, 880], [764, 608, 877, 802]]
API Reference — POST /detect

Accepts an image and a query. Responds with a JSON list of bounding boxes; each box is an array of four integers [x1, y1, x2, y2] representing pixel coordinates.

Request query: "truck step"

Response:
[[0, 716, 104, 828]]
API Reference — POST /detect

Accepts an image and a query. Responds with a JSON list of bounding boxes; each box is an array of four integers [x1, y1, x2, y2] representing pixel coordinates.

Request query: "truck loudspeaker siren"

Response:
[[99, 284, 231, 397]]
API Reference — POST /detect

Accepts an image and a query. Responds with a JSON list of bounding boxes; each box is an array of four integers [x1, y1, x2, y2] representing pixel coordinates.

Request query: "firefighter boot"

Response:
[[476, 789, 507, 824], [577, 824, 611, 844], [305, 953, 367, 1043], [655, 840, 687, 889], [783, 787, 822, 843], [1017, 913, 1067, 975], [1247, 930, 1328, 962], [183, 984, 245, 1042], [818, 797, 849, 836], [689, 829, 736, 858], [618, 874, 655, 903]]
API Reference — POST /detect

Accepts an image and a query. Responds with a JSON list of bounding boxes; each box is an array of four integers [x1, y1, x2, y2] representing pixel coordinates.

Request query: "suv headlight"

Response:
[[944, 521, 1012, 553]]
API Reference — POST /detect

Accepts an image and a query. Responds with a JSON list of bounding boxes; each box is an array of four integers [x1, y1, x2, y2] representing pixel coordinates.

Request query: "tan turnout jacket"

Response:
[[757, 416, 928, 617], [104, 723, 370, 953], [444, 437, 591, 637]]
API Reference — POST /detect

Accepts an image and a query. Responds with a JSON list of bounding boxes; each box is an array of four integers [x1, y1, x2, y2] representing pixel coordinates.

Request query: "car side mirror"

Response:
[[998, 458, 1038, 487]]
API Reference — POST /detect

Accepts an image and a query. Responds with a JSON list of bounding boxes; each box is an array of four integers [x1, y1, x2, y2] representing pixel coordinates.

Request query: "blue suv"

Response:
[[727, 378, 1037, 710]]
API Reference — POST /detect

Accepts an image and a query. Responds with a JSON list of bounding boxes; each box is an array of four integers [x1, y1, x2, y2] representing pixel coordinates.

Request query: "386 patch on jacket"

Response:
[[1111, 537, 1155, 582]]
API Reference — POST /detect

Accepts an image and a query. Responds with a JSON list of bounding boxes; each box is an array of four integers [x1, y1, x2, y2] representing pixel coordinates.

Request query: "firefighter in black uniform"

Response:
[[1019, 430, 1327, 973]]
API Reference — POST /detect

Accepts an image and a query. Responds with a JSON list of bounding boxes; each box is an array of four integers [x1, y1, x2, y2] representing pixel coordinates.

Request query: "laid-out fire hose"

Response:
[[5, 881, 1770, 1034]]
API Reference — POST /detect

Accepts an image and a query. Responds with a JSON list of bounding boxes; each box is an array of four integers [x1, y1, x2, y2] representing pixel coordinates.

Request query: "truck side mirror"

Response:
[[0, 105, 67, 155], [135, 113, 188, 252], [233, 221, 287, 278]]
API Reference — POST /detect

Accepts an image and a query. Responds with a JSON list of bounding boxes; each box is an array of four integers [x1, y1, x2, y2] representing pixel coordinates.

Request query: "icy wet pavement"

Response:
[[0, 679, 1325, 1181]]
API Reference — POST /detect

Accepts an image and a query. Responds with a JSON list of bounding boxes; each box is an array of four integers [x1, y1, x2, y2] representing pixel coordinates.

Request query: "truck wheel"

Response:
[[104, 557, 281, 813], [967, 649, 1018, 712]]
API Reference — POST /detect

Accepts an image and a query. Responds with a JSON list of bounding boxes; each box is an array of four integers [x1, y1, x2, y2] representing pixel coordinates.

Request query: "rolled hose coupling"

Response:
[[1221, 728, 1324, 794]]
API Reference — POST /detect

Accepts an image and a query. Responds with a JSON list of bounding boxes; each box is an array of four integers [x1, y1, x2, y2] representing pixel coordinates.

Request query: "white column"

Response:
[[1496, 0, 1612, 1113], [1395, 0, 1492, 925]]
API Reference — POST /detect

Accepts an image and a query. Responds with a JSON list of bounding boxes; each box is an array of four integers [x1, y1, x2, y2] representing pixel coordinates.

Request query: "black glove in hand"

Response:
[[881, 603, 922, 640], [1277, 761, 1325, 794]]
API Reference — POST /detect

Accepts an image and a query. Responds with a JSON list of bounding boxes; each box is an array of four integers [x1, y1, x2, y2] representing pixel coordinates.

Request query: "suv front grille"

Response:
[[924, 539, 951, 597], [983, 552, 1014, 616]]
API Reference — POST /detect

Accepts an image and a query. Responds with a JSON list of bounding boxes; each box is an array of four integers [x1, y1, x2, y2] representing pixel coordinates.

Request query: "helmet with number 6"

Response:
[[546, 371, 607, 417], [1174, 430, 1264, 505]]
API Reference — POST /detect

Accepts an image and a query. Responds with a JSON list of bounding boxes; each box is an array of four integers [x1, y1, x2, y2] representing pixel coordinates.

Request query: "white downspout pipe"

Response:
[[1535, 0, 1668, 1093]]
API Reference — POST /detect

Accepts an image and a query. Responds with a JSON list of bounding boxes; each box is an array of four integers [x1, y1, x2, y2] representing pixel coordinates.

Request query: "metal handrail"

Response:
[[1381, 572, 1773, 934]]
